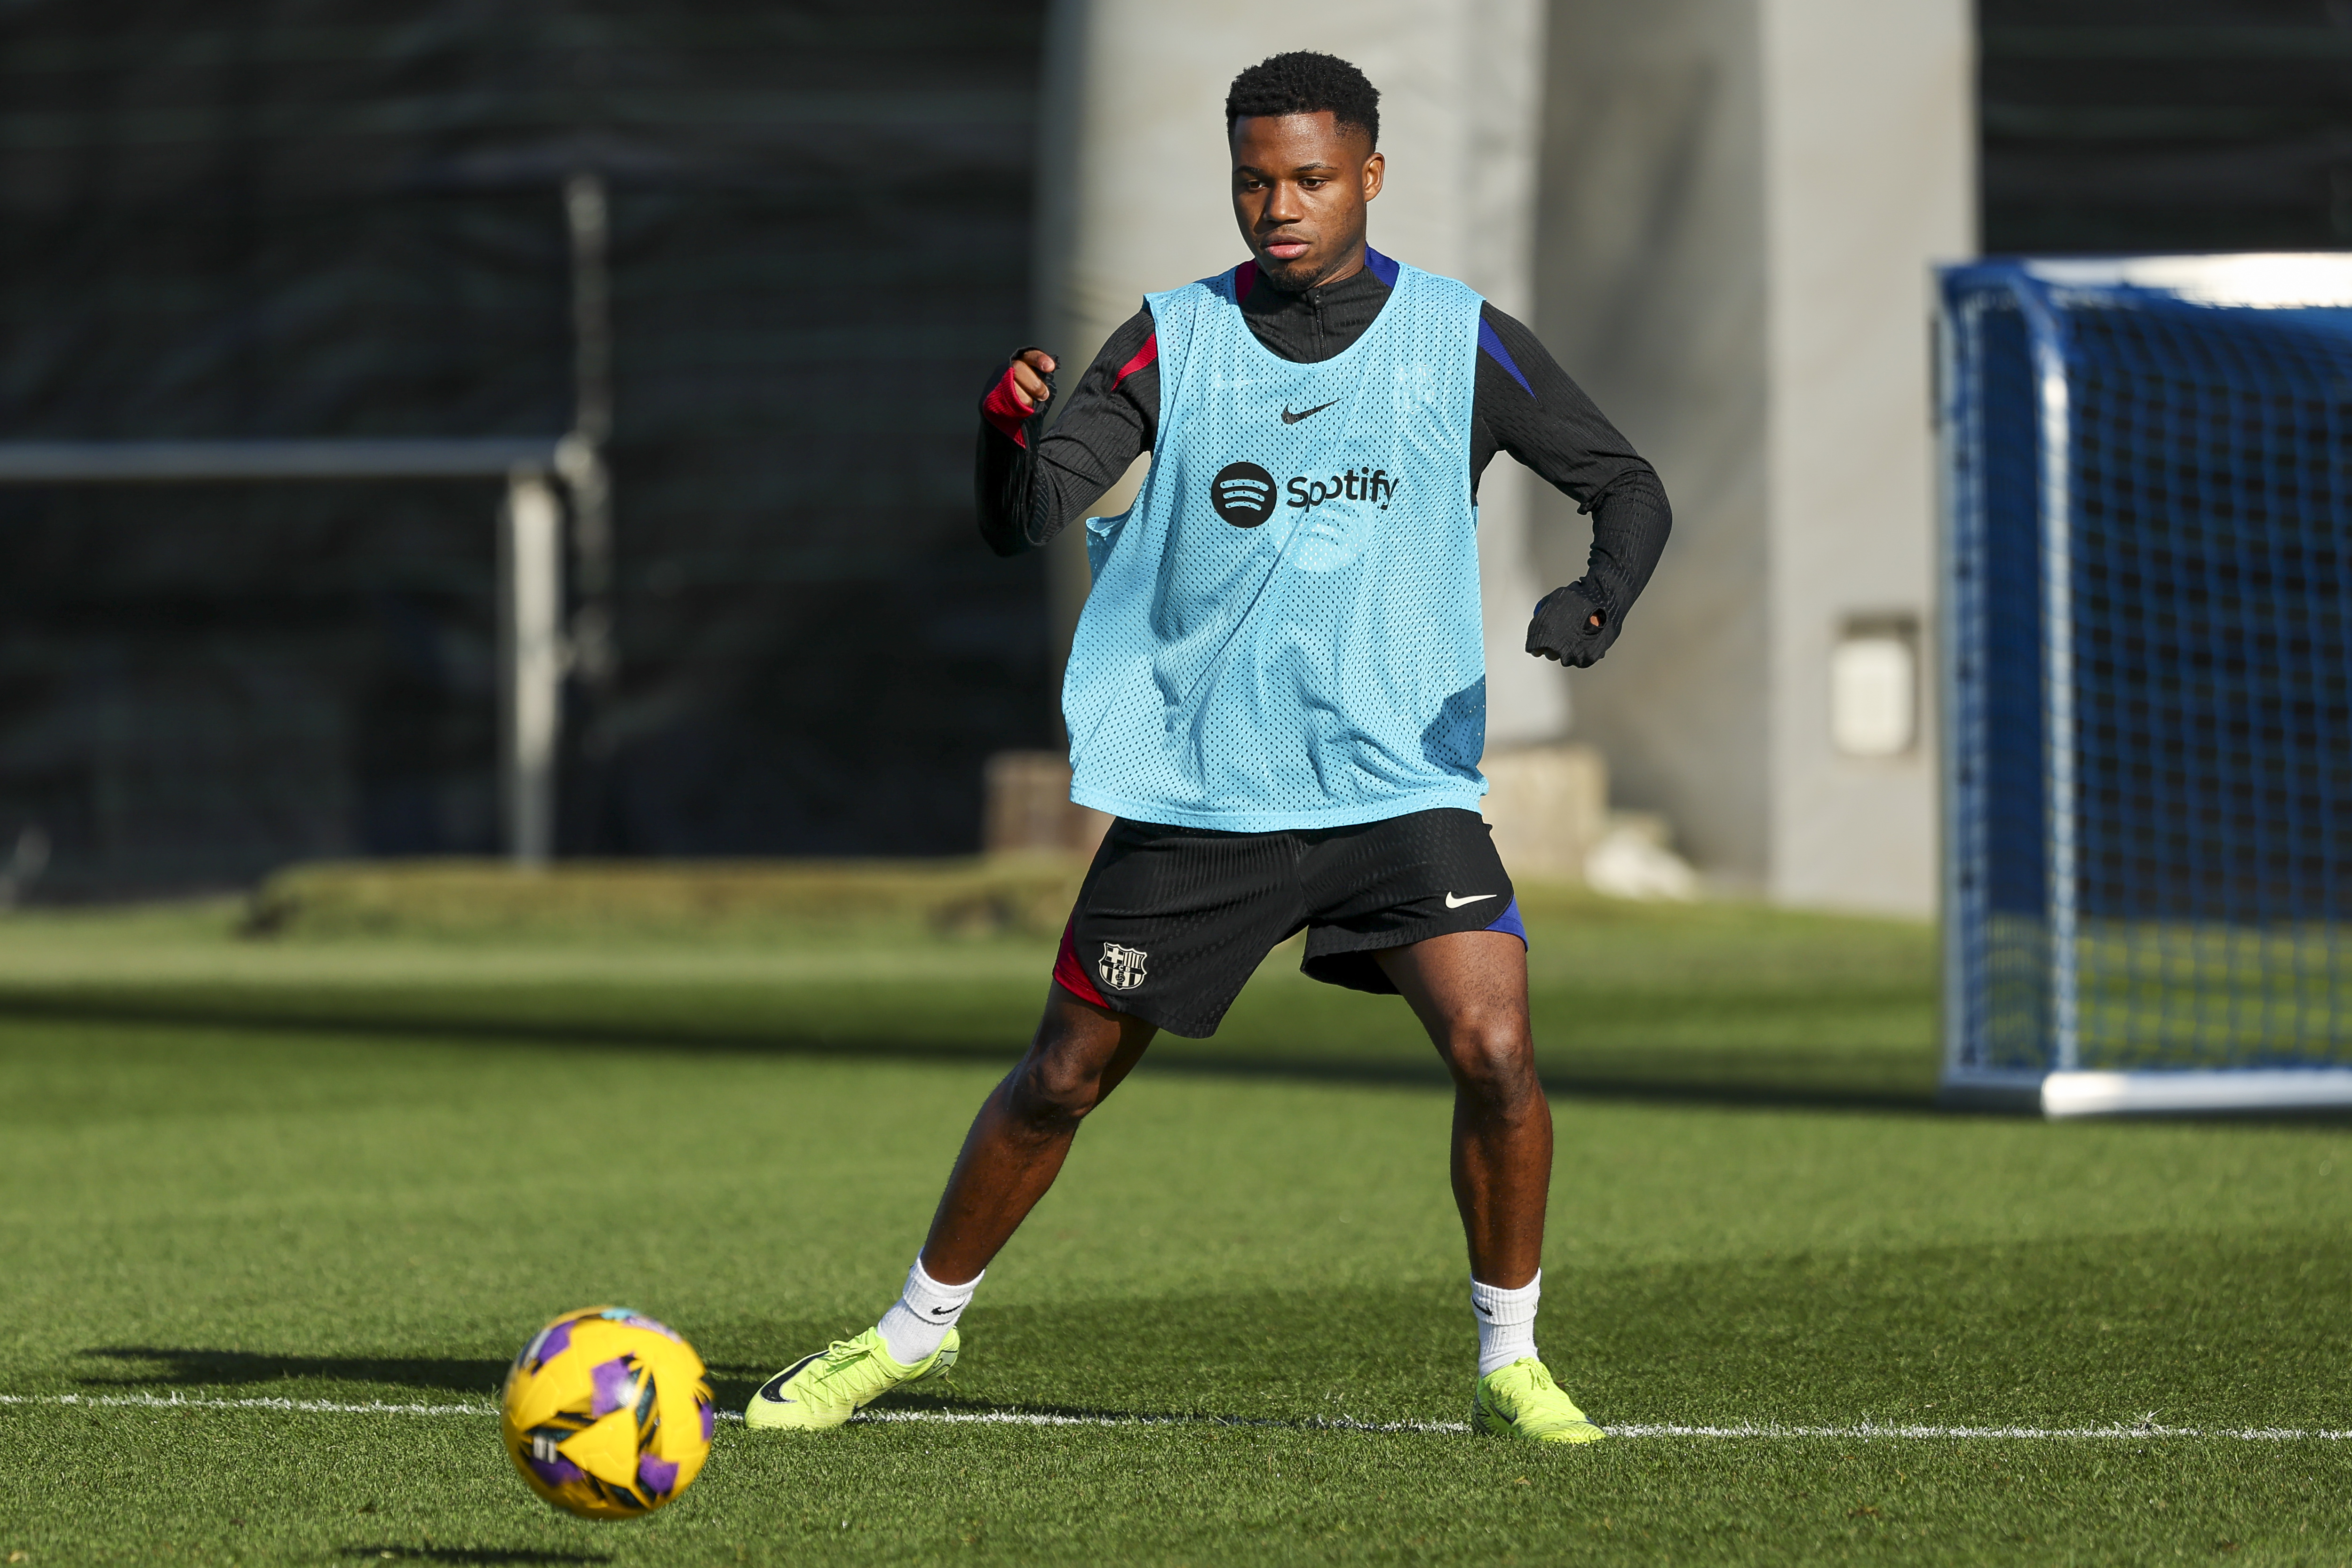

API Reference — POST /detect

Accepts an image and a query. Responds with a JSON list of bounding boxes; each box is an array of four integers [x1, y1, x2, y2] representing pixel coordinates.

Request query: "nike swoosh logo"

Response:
[[1445, 892, 1498, 909], [1280, 400, 1338, 425], [928, 1305, 954, 1317], [1475, 1302, 1494, 1317]]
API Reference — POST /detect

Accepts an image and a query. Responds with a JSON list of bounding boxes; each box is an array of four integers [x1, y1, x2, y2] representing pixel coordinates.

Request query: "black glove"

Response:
[[1526, 580, 1621, 668]]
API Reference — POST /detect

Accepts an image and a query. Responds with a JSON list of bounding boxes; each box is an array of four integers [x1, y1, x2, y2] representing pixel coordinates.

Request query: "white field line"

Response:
[[2, 1392, 494, 1417], [856, 1412, 2352, 1441], [5, 1392, 2348, 1443], [1607, 1422, 2352, 1441]]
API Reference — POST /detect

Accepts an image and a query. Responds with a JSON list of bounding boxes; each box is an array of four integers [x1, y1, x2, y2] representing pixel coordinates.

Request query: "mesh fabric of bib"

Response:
[[1065, 259, 1489, 831]]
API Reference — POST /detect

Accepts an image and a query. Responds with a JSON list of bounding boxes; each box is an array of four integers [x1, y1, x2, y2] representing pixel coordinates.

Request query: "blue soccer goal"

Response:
[[1938, 256, 2352, 1117]]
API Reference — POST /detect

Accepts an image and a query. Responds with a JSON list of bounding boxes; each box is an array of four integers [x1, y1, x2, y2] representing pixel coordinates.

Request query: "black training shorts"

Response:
[[1049, 807, 1526, 1038]]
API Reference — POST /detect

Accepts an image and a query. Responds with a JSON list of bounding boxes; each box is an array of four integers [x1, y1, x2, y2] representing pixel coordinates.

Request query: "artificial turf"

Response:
[[2, 887, 2348, 1564]]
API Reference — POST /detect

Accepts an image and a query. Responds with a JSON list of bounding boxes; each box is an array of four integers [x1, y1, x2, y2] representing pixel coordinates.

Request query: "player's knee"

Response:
[[1443, 1012, 1539, 1105], [1004, 1048, 1106, 1127]]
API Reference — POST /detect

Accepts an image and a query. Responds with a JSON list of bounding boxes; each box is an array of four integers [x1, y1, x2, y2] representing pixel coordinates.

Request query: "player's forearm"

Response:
[[1470, 309, 1671, 621], [975, 419, 1043, 558], [973, 317, 1158, 556], [974, 347, 1062, 556], [976, 420, 1152, 556], [1580, 470, 1671, 619]]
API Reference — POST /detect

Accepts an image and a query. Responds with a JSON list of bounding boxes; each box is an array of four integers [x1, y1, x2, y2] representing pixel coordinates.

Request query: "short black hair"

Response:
[[1224, 52, 1380, 149]]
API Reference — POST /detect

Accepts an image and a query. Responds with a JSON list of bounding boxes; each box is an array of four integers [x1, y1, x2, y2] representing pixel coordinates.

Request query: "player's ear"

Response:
[[1361, 150, 1384, 202]]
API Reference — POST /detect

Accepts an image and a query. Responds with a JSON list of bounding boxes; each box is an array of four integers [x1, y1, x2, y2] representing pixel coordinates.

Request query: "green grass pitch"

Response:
[[3, 883, 2349, 1564]]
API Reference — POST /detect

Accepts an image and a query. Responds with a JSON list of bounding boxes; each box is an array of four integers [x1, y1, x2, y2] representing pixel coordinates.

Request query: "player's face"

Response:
[[1229, 111, 1384, 291]]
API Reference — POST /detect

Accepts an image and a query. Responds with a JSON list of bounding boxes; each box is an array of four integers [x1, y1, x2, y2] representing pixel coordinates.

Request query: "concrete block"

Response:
[[987, 744, 1624, 889], [1481, 742, 1608, 880], [983, 751, 1113, 859]]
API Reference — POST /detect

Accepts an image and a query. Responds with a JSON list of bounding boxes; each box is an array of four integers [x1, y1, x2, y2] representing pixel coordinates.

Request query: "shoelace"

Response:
[[808, 1340, 877, 1387], [1493, 1364, 1561, 1410]]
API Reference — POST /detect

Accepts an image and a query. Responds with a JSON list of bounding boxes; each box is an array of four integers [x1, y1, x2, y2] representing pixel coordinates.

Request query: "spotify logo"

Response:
[[1210, 461, 1277, 527]]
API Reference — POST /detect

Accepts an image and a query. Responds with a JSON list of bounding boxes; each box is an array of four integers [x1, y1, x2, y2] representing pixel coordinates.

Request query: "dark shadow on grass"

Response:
[[78, 1226, 2352, 1446], [701, 1365, 772, 1413], [1520, 1069, 1928, 1114], [79, 1347, 508, 1397], [338, 1550, 610, 1566], [0, 988, 1939, 1114], [724, 1234, 2352, 1434]]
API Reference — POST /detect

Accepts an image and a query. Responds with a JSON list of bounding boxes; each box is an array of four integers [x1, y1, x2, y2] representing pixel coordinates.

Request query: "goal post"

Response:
[[0, 173, 615, 878], [0, 438, 572, 867], [1937, 255, 2352, 1117]]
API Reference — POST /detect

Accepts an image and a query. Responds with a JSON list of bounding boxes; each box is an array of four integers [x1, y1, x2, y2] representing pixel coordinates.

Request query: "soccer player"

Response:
[[748, 51, 1670, 1445]]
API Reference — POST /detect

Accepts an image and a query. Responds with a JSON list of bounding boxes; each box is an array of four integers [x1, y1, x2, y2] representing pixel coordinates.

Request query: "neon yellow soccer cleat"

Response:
[[1471, 1358, 1606, 1444], [742, 1327, 959, 1433]]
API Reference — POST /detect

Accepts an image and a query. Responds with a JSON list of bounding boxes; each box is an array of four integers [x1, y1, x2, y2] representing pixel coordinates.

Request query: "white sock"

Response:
[[1471, 1271, 1541, 1377], [875, 1257, 981, 1368]]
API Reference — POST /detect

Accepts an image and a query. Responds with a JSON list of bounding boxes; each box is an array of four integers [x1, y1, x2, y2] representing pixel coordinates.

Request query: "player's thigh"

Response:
[[1373, 928, 1534, 1061]]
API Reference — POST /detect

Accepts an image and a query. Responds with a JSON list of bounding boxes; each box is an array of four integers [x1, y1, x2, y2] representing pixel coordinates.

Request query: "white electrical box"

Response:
[[1829, 621, 1917, 758]]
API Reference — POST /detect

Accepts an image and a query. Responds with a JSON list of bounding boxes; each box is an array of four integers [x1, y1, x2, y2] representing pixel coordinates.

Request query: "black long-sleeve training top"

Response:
[[973, 258, 1671, 632]]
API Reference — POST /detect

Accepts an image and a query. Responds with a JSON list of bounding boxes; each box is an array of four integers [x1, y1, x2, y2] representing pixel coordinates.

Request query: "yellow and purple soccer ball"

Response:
[[500, 1305, 715, 1520]]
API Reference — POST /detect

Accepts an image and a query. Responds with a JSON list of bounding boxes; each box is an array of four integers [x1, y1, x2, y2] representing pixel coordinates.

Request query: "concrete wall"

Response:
[[1031, 0, 1570, 747], [1759, 0, 1972, 913], [1534, 0, 1773, 888], [1033, 0, 1972, 913], [1535, 0, 1971, 912]]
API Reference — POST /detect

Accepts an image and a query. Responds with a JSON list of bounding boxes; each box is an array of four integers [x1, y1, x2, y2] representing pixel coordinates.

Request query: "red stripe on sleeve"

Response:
[[1111, 334, 1158, 390], [980, 364, 1034, 448], [1052, 917, 1108, 1008]]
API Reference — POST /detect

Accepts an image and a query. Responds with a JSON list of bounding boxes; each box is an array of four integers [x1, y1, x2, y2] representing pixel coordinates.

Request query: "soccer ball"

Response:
[[500, 1305, 715, 1520]]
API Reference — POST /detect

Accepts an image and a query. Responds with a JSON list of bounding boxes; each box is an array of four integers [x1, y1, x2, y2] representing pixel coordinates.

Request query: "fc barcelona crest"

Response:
[[1098, 942, 1149, 992]]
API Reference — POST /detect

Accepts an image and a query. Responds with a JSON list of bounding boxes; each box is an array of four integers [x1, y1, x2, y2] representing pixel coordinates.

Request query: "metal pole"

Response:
[[500, 469, 566, 866], [2014, 276, 2080, 1075], [563, 171, 617, 687], [1936, 287, 1973, 1084], [0, 438, 559, 483]]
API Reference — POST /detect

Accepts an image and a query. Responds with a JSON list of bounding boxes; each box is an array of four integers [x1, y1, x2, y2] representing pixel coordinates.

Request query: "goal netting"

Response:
[[1939, 255, 2352, 1116]]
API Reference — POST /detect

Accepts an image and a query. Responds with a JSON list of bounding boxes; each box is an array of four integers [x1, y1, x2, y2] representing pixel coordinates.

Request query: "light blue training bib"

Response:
[[1064, 256, 1489, 831]]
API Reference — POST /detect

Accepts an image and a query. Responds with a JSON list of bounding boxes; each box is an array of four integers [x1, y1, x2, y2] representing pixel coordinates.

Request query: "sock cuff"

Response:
[[909, 1256, 983, 1303], [1470, 1270, 1541, 1325], [876, 1258, 983, 1369]]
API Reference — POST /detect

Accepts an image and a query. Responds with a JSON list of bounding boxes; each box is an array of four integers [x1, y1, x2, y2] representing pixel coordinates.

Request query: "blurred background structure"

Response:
[[0, 1, 1055, 897], [3, 0, 2348, 907]]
